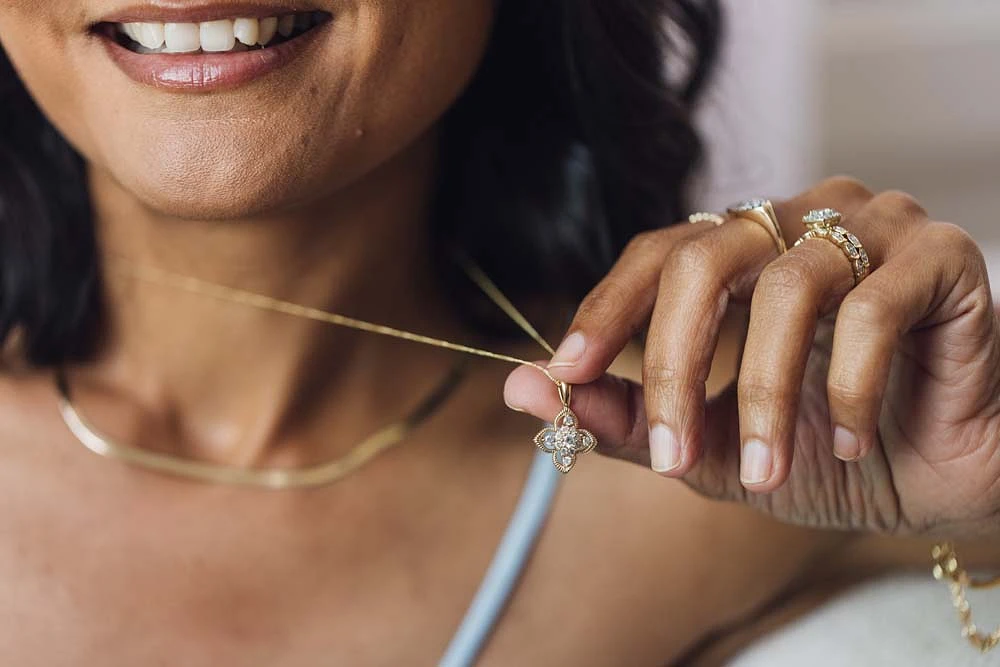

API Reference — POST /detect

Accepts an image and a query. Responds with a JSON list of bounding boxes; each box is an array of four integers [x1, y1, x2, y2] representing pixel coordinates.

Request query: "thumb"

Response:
[[505, 364, 745, 495], [503, 363, 651, 467]]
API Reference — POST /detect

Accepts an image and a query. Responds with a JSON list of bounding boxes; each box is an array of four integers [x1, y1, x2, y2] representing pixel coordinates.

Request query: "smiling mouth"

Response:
[[93, 11, 330, 55]]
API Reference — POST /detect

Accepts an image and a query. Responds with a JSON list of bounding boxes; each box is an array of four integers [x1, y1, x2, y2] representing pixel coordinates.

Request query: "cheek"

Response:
[[1, 8, 98, 158], [295, 1, 495, 195], [353, 1, 494, 122]]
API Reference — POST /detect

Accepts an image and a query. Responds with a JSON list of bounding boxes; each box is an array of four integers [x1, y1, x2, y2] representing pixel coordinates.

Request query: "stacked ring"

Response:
[[725, 199, 787, 255], [794, 208, 870, 285], [688, 212, 726, 226]]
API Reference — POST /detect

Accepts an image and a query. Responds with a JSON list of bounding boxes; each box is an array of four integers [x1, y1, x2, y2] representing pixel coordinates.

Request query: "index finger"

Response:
[[545, 222, 710, 385]]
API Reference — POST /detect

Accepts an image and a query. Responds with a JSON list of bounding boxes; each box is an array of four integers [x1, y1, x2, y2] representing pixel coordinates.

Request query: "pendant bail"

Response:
[[557, 381, 572, 407]]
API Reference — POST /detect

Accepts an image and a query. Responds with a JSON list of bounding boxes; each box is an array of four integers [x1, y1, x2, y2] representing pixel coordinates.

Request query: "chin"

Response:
[[101, 131, 334, 220], [128, 177, 294, 221], [3, 1, 495, 222]]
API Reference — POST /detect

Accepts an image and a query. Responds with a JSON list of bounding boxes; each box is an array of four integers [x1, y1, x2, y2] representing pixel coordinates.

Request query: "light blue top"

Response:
[[438, 449, 563, 667]]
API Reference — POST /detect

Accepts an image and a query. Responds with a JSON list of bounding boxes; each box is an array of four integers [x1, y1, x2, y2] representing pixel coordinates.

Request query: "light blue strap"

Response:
[[439, 449, 562, 667]]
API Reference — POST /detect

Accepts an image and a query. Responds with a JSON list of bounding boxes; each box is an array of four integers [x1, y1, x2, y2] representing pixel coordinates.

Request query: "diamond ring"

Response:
[[794, 208, 871, 286], [725, 198, 787, 255]]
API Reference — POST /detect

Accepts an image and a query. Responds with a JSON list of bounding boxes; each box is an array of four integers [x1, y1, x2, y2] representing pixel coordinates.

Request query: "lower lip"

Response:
[[100, 27, 325, 92]]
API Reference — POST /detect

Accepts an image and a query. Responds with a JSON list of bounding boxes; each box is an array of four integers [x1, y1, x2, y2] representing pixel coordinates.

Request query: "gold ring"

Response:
[[688, 212, 726, 226], [725, 199, 787, 255], [794, 208, 871, 286]]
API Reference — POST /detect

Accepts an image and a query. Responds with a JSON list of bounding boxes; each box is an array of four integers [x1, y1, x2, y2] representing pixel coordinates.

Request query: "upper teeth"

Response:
[[117, 15, 308, 53]]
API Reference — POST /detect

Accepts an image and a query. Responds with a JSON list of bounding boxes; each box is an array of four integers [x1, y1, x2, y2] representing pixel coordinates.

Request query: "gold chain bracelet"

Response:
[[932, 542, 1000, 652]]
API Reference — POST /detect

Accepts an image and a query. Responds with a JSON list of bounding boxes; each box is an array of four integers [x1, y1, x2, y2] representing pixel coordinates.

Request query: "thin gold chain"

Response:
[[57, 255, 564, 489], [933, 542, 1000, 652], [108, 258, 563, 385], [451, 249, 557, 357]]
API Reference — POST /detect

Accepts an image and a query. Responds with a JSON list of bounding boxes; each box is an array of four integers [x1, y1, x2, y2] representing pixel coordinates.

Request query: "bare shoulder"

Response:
[[484, 450, 847, 665], [0, 366, 59, 444], [0, 367, 78, 499]]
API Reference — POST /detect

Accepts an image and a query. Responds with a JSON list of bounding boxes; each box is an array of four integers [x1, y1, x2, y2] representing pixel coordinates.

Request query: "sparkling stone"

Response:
[[562, 412, 575, 426], [847, 233, 861, 246], [803, 208, 841, 227], [543, 431, 556, 448], [847, 245, 860, 259], [831, 232, 846, 243], [559, 449, 574, 467], [730, 198, 767, 212]]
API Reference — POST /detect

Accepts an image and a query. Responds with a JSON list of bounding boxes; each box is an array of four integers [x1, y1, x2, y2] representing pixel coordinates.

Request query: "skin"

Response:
[[1, 1, 999, 665], [506, 179, 1000, 539]]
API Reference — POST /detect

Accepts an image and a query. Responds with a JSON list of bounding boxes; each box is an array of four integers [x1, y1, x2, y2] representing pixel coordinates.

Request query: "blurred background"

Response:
[[694, 1, 1000, 665], [696, 0, 1000, 288]]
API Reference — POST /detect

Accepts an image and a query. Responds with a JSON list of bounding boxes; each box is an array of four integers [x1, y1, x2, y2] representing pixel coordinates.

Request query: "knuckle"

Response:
[[737, 376, 795, 411], [642, 364, 683, 393], [871, 190, 927, 220], [838, 291, 894, 329], [623, 229, 668, 258], [826, 377, 874, 407], [922, 223, 993, 307], [819, 175, 874, 201], [755, 259, 815, 299], [922, 221, 981, 258], [643, 364, 705, 419], [667, 237, 720, 279], [575, 278, 631, 323]]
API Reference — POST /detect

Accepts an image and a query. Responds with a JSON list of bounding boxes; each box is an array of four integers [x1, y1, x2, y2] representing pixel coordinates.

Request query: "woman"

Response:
[[1, 0, 997, 664]]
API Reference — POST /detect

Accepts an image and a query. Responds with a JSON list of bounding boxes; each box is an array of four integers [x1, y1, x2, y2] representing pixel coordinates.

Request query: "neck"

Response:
[[78, 134, 469, 467]]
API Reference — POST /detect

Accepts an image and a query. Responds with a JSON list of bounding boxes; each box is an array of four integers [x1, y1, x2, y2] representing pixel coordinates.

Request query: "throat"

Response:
[[79, 136, 468, 469]]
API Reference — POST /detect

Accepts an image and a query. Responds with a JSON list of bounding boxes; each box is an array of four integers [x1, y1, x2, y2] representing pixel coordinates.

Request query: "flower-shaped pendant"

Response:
[[533, 406, 597, 473]]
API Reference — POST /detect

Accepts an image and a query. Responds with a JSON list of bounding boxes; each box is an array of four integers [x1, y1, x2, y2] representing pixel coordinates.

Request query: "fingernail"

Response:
[[833, 425, 861, 461], [740, 439, 773, 486], [504, 399, 527, 414], [548, 332, 586, 369], [649, 424, 682, 473], [502, 375, 528, 413]]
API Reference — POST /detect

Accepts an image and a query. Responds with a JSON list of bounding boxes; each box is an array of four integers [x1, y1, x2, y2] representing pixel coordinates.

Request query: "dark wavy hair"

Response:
[[0, 0, 721, 366]]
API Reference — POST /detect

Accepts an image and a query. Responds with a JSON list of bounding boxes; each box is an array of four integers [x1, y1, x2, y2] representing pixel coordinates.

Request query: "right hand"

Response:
[[504, 177, 1000, 538]]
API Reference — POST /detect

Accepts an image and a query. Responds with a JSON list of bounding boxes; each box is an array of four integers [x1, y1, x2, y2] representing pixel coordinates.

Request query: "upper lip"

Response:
[[96, 1, 325, 25]]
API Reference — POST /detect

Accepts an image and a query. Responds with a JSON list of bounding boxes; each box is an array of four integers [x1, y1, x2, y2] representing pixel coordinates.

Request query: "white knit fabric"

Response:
[[731, 575, 1000, 666]]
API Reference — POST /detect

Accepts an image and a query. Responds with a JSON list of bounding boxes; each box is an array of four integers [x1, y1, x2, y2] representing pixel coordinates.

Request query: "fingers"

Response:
[[506, 214, 780, 476], [510, 174, 982, 503], [735, 191, 919, 491], [503, 363, 652, 466], [502, 361, 742, 475], [826, 221, 993, 462], [546, 176, 874, 387], [641, 219, 778, 476], [545, 223, 707, 384], [735, 244, 848, 491]]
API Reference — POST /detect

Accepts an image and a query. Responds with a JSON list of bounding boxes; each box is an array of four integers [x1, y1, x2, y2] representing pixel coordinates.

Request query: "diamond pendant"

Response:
[[533, 384, 597, 473]]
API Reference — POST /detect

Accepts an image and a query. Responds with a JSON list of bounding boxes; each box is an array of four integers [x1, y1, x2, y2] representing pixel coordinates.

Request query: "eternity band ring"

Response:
[[794, 208, 871, 286], [688, 212, 726, 226], [725, 198, 787, 255]]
